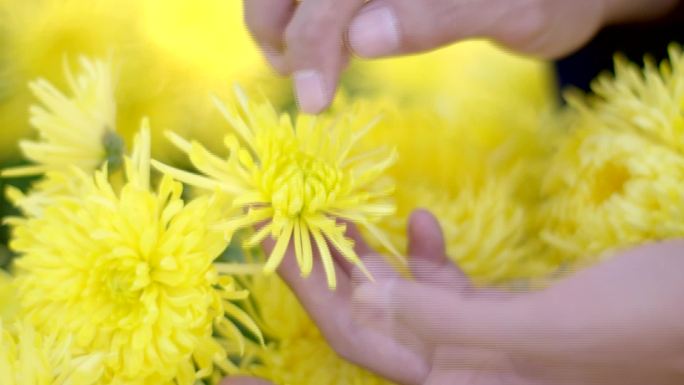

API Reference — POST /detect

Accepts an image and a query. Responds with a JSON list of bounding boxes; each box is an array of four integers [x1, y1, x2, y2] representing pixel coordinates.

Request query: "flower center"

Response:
[[97, 256, 151, 304], [591, 161, 631, 204], [269, 152, 342, 217]]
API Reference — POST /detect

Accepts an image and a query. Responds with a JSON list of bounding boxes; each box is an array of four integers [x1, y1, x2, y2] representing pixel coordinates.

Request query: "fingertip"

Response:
[[408, 209, 440, 232], [293, 69, 334, 114], [407, 208, 446, 262]]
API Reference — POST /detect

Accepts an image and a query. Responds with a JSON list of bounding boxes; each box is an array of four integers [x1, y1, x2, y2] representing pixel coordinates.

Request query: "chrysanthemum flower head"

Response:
[[341, 96, 560, 283], [541, 124, 684, 264], [154, 86, 399, 288], [541, 47, 684, 265], [0, 0, 135, 162], [413, 177, 559, 285], [0, 271, 19, 321], [2, 56, 121, 178], [569, 44, 684, 154], [9, 124, 261, 384], [238, 275, 395, 385], [0, 320, 104, 385]]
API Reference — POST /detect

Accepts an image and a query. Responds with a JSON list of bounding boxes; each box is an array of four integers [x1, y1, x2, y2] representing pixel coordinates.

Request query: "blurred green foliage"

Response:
[[0, 158, 37, 268]]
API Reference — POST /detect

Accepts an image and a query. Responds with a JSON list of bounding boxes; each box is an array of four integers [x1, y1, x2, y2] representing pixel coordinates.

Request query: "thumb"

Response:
[[347, 0, 605, 59]]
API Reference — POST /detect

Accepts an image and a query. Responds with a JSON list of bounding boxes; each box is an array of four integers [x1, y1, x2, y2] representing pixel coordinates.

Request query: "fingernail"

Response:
[[294, 70, 328, 114], [348, 5, 400, 58]]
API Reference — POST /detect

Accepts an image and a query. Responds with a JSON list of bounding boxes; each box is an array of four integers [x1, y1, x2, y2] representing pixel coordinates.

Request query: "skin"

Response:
[[222, 210, 684, 385], [243, 0, 679, 113]]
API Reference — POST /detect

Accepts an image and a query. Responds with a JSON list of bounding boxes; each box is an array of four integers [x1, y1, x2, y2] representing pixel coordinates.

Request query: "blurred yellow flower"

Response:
[[0, 0, 289, 163], [9, 126, 261, 384], [2, 56, 120, 178], [1, 55, 124, 220], [239, 275, 395, 385], [541, 48, 684, 265], [0, 0, 135, 162], [409, 178, 559, 285], [542, 125, 684, 264], [0, 270, 18, 321], [571, 44, 684, 154], [4, 169, 88, 218], [0, 320, 104, 385], [155, 88, 399, 289], [344, 39, 555, 121], [344, 96, 560, 283]]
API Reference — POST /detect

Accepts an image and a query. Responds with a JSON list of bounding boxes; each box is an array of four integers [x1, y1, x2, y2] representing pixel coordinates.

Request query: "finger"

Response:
[[243, 0, 295, 74], [328, 220, 375, 278], [264, 234, 352, 295], [407, 209, 447, 265], [332, 220, 401, 285], [347, 0, 604, 60], [266, 234, 429, 385], [220, 377, 274, 385], [355, 278, 538, 350], [407, 209, 472, 291], [284, 0, 366, 113]]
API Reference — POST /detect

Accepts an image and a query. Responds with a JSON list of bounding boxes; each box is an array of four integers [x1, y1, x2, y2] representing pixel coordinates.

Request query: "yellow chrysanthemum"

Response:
[[4, 169, 88, 218], [571, 44, 684, 154], [403, 179, 559, 285], [238, 275, 395, 385], [340, 96, 561, 283], [0, 0, 289, 163], [0, 270, 18, 321], [541, 125, 684, 264], [1, 56, 121, 178], [0, 320, 104, 385], [541, 47, 684, 265], [0, 0, 135, 162], [154, 87, 399, 289], [8, 126, 262, 384]]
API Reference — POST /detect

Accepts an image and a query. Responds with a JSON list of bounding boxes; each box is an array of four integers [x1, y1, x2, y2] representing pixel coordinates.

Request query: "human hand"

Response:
[[222, 209, 684, 385], [354, 240, 684, 384], [243, 0, 678, 113], [221, 209, 449, 385]]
